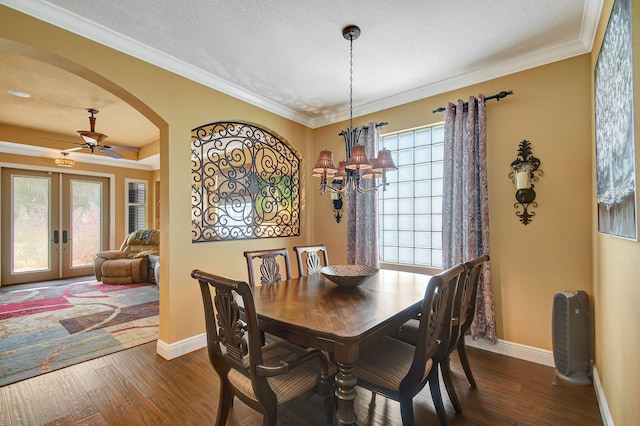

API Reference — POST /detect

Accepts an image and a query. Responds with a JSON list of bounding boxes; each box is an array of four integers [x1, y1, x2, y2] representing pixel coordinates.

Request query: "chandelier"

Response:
[[313, 25, 396, 195]]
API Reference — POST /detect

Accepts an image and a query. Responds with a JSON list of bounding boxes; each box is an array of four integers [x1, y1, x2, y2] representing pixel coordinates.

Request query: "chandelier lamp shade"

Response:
[[313, 25, 396, 195]]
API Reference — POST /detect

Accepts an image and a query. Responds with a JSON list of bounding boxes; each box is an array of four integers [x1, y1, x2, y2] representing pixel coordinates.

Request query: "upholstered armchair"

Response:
[[94, 230, 159, 284]]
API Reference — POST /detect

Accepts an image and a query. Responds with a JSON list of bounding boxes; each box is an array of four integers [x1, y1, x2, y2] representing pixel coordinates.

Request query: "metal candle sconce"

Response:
[[331, 181, 344, 223], [509, 140, 543, 225]]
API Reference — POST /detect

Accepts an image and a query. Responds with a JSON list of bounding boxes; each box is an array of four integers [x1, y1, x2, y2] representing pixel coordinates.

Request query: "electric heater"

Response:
[[552, 290, 591, 386]]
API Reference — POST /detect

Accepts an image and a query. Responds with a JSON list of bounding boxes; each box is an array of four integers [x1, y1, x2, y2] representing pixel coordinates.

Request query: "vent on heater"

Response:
[[552, 290, 591, 386]]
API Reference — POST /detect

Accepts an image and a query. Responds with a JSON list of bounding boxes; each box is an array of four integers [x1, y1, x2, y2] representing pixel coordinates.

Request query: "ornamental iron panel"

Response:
[[191, 121, 301, 242]]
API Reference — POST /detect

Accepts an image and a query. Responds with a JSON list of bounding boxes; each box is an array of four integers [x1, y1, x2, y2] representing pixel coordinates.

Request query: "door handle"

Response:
[[62, 230, 68, 244], [53, 230, 59, 244]]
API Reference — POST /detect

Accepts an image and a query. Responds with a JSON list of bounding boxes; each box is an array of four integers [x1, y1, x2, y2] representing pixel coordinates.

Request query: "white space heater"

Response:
[[552, 290, 592, 386]]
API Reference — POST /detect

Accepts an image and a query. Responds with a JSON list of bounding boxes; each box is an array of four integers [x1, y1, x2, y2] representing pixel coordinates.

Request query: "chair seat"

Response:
[[354, 336, 433, 392], [229, 339, 337, 415], [396, 318, 420, 346]]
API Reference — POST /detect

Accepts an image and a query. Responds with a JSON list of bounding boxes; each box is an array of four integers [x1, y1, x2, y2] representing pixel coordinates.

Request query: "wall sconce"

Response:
[[330, 181, 344, 223], [509, 140, 542, 225]]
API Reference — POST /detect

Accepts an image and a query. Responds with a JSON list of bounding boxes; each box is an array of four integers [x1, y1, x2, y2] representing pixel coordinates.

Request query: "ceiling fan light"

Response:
[[78, 130, 106, 145], [55, 152, 75, 168]]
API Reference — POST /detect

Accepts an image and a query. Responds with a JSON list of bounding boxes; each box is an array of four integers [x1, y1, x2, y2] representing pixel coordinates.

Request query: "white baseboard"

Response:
[[156, 333, 206, 360], [463, 336, 554, 366], [592, 365, 614, 426], [464, 336, 612, 425]]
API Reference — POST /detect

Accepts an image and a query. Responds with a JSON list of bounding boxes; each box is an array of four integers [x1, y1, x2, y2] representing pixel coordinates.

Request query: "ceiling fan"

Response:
[[40, 108, 140, 159]]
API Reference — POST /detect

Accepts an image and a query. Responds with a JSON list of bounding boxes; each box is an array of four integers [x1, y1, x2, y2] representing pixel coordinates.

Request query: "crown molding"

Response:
[[2, 0, 604, 130], [0, 0, 314, 127]]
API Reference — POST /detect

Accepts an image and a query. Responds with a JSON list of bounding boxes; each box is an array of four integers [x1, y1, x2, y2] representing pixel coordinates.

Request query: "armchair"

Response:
[[94, 230, 159, 284]]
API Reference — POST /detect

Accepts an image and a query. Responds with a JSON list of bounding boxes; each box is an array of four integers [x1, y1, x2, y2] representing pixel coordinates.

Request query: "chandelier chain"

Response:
[[349, 32, 354, 130]]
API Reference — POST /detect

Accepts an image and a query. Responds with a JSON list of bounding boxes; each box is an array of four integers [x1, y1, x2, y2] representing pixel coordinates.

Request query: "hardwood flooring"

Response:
[[0, 342, 602, 425]]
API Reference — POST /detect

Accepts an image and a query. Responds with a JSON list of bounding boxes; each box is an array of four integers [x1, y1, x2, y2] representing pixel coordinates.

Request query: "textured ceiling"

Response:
[[0, 0, 603, 155]]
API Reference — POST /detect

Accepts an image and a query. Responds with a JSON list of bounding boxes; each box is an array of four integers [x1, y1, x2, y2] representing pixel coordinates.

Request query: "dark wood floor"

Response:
[[0, 342, 602, 425]]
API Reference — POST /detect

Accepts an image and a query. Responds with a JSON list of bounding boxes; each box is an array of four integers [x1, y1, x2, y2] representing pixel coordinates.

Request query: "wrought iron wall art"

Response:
[[508, 140, 543, 225], [191, 121, 301, 242]]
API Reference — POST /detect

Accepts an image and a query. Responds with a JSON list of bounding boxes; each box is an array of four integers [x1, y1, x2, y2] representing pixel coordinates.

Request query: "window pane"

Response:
[[12, 176, 50, 273], [383, 246, 398, 262], [379, 123, 444, 268], [398, 247, 414, 264], [71, 180, 102, 267], [398, 198, 414, 214]]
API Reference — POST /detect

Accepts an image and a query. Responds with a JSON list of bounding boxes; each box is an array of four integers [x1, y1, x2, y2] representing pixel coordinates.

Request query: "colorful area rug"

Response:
[[0, 281, 158, 387]]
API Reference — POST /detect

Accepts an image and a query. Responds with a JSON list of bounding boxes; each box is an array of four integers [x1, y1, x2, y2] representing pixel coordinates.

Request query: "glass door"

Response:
[[1, 168, 109, 285]]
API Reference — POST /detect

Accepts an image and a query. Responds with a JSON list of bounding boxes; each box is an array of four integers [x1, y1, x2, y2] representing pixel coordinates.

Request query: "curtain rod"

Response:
[[432, 90, 514, 114]]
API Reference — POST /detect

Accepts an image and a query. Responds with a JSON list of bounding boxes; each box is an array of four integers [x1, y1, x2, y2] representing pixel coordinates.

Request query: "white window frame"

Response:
[[125, 178, 148, 233]]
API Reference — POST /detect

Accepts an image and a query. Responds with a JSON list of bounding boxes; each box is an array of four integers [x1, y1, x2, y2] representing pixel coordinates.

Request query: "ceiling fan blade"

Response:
[[103, 144, 140, 152], [38, 137, 85, 147], [99, 147, 124, 159]]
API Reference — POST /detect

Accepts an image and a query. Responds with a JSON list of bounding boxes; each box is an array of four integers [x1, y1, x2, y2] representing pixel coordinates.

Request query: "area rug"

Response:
[[0, 281, 158, 386]]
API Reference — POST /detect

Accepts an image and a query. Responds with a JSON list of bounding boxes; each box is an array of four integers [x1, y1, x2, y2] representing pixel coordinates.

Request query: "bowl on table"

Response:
[[320, 264, 379, 288]]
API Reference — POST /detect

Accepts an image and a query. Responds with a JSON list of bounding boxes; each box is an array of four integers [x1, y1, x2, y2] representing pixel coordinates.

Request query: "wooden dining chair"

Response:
[[438, 254, 490, 413], [353, 263, 466, 426], [191, 269, 336, 426], [243, 248, 292, 287], [293, 244, 329, 277], [395, 254, 489, 416]]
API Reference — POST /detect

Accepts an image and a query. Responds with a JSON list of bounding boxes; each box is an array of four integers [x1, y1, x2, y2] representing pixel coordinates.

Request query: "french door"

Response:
[[1, 168, 110, 285]]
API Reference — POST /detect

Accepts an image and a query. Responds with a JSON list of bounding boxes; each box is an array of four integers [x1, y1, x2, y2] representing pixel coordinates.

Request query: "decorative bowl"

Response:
[[320, 265, 379, 288]]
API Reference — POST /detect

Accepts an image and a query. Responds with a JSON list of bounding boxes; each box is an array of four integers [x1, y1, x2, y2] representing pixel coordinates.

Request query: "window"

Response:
[[126, 179, 147, 233], [379, 124, 444, 268]]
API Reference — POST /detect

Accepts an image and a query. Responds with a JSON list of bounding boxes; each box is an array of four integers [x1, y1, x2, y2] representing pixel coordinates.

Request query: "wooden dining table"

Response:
[[249, 268, 431, 425]]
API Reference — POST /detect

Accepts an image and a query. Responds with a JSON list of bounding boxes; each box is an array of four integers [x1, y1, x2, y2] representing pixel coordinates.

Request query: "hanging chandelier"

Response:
[[313, 25, 396, 195]]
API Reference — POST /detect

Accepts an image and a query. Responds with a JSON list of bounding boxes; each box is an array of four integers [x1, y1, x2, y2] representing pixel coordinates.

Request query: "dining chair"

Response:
[[353, 263, 465, 426], [439, 254, 490, 412], [191, 269, 336, 426], [243, 248, 292, 287], [293, 244, 329, 277], [395, 254, 489, 416]]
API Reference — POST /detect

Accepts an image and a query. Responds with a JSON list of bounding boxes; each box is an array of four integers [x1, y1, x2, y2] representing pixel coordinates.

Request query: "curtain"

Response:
[[443, 95, 497, 344], [347, 123, 380, 267]]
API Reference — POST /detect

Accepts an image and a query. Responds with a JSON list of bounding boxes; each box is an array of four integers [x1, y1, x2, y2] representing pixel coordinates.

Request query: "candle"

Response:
[[516, 171, 529, 190]]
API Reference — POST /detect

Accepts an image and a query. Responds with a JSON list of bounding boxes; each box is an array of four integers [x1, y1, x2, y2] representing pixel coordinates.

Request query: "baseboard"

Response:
[[464, 336, 612, 425], [156, 333, 206, 360], [592, 365, 614, 426], [463, 336, 554, 367]]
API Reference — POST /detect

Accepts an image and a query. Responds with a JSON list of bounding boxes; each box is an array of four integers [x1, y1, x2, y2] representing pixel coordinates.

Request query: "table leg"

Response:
[[335, 361, 358, 425]]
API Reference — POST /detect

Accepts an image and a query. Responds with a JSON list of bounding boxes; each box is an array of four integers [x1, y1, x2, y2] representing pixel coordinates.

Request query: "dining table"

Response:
[[249, 268, 431, 426]]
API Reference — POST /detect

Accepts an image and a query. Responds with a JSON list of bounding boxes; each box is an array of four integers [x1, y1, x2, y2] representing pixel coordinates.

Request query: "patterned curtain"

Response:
[[443, 95, 497, 344], [347, 123, 380, 267]]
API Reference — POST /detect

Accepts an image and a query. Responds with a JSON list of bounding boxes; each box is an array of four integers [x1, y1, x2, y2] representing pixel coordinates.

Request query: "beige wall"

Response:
[[315, 54, 593, 350], [591, 0, 640, 424]]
